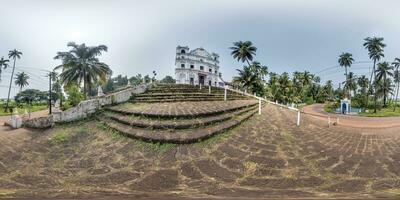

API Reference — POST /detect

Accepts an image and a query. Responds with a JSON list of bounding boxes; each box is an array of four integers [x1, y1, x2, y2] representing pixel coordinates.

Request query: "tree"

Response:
[[357, 75, 369, 107], [233, 66, 256, 92], [338, 52, 354, 98], [66, 85, 84, 106], [344, 72, 357, 97], [392, 58, 400, 111], [5, 49, 22, 112], [375, 62, 393, 108], [160, 75, 176, 84], [364, 37, 386, 85], [14, 72, 29, 91], [0, 57, 10, 80], [230, 41, 257, 66], [54, 42, 112, 99]]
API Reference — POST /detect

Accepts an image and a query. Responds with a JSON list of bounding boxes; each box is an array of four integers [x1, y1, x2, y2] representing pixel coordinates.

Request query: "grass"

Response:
[[358, 107, 400, 117], [49, 131, 69, 145], [0, 104, 47, 116]]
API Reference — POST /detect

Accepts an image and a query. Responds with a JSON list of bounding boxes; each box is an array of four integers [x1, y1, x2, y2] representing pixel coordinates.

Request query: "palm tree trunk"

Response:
[[395, 81, 400, 111], [83, 69, 87, 99], [367, 60, 376, 110], [4, 58, 16, 112]]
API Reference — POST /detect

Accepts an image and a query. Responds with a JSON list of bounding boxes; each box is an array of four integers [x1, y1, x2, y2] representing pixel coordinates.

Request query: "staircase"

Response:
[[98, 84, 261, 143], [130, 84, 250, 103]]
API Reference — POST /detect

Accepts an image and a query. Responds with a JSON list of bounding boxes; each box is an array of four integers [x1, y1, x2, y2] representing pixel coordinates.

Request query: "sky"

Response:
[[0, 0, 399, 98]]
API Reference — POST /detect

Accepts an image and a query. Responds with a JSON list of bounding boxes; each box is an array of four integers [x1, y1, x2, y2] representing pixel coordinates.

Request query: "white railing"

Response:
[[224, 87, 301, 126]]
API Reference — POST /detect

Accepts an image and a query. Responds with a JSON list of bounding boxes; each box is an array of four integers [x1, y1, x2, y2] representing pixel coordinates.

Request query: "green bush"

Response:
[[66, 85, 84, 106], [304, 96, 314, 105]]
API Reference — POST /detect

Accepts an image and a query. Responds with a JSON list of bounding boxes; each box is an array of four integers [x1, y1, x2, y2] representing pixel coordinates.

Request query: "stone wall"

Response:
[[23, 84, 148, 128], [23, 116, 54, 129]]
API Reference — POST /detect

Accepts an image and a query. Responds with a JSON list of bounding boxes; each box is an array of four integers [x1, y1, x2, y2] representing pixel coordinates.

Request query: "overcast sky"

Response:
[[0, 0, 399, 98]]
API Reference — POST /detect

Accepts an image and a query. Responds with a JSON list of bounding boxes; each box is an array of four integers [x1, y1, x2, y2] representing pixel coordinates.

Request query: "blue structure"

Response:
[[340, 98, 350, 114]]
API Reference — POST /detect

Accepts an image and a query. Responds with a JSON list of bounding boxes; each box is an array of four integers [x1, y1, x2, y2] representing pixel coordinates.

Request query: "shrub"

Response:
[[66, 85, 84, 106]]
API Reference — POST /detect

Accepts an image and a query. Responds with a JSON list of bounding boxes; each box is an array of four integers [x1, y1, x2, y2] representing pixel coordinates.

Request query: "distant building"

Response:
[[175, 46, 224, 87]]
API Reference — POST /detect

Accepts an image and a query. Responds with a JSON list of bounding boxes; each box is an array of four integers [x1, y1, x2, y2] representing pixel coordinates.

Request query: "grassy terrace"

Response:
[[0, 104, 47, 116]]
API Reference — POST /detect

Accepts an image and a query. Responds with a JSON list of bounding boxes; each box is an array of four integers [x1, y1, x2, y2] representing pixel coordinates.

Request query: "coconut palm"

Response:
[[4, 49, 23, 112], [343, 72, 357, 97], [230, 41, 257, 66], [392, 58, 400, 111], [364, 37, 386, 82], [0, 57, 10, 80], [338, 52, 354, 97], [375, 62, 393, 108], [14, 72, 29, 91], [54, 42, 112, 99], [357, 75, 369, 107], [233, 66, 257, 92]]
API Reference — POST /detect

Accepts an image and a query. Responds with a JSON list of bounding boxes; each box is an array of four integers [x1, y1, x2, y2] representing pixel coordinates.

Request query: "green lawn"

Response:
[[0, 105, 48, 116], [358, 107, 400, 117]]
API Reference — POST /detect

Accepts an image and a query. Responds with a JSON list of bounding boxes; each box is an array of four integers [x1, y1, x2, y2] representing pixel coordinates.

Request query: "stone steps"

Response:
[[98, 107, 258, 144], [131, 97, 248, 103], [103, 104, 258, 130], [106, 100, 259, 119], [135, 92, 245, 97]]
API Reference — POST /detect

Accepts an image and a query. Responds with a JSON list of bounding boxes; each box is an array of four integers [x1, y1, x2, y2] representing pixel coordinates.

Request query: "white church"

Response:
[[175, 46, 225, 87]]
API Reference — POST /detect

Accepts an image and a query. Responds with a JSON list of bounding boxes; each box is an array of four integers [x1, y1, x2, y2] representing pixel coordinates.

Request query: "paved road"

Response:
[[302, 104, 400, 128]]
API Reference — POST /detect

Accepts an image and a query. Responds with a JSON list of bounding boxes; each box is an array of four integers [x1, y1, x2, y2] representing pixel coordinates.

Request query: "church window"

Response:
[[181, 64, 185, 68], [181, 50, 186, 54], [200, 66, 204, 71], [209, 68, 212, 72], [190, 65, 194, 69], [215, 70, 217, 74]]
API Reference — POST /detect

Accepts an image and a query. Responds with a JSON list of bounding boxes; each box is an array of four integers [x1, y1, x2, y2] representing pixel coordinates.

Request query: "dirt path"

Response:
[[302, 104, 400, 128]]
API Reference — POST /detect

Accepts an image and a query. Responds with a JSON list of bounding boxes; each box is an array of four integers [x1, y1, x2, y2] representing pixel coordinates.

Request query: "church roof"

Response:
[[190, 47, 212, 58]]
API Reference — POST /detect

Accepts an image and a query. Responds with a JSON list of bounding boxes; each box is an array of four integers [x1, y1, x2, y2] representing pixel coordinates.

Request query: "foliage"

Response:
[[49, 132, 69, 145], [160, 75, 176, 84], [14, 89, 47, 104], [0, 57, 9, 80], [54, 42, 112, 99], [66, 85, 84, 106], [14, 72, 29, 91]]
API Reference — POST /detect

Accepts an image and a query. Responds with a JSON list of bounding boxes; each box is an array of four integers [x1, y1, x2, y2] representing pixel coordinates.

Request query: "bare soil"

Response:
[[0, 105, 400, 199]]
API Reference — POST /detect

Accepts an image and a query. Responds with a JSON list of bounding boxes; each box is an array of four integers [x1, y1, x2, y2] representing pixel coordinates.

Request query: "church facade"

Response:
[[175, 46, 224, 87]]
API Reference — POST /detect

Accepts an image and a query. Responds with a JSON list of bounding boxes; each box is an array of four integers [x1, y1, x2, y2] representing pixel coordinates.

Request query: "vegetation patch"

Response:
[[48, 131, 69, 145], [358, 106, 400, 117]]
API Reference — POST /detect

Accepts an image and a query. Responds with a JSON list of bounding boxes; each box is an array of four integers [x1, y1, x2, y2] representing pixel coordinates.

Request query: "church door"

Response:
[[199, 75, 205, 86]]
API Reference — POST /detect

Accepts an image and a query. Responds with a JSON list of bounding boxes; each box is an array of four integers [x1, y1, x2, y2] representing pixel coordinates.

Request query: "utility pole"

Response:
[[48, 73, 52, 114]]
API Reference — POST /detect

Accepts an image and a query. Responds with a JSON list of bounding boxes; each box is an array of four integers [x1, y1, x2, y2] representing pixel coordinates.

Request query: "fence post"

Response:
[[297, 111, 300, 126], [328, 116, 331, 127], [258, 99, 262, 115], [224, 88, 227, 101], [200, 84, 202, 90], [336, 117, 339, 125], [208, 85, 211, 94]]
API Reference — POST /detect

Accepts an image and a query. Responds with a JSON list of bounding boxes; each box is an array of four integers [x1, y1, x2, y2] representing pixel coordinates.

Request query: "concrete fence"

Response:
[[22, 84, 149, 128]]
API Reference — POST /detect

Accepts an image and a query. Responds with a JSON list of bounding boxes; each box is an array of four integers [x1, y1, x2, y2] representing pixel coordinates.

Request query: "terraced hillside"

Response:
[[131, 84, 250, 103], [98, 84, 259, 143]]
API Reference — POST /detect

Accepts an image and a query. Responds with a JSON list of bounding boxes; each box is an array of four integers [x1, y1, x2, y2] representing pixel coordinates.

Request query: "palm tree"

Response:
[[338, 52, 354, 98], [233, 66, 257, 92], [0, 57, 10, 80], [54, 42, 112, 99], [5, 49, 22, 112], [375, 62, 393, 108], [344, 72, 357, 97], [357, 75, 369, 107], [230, 41, 257, 66], [392, 58, 400, 111], [14, 72, 29, 91]]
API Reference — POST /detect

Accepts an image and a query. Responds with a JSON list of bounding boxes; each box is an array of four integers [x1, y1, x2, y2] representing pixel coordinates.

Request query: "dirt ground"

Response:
[[0, 105, 400, 199]]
